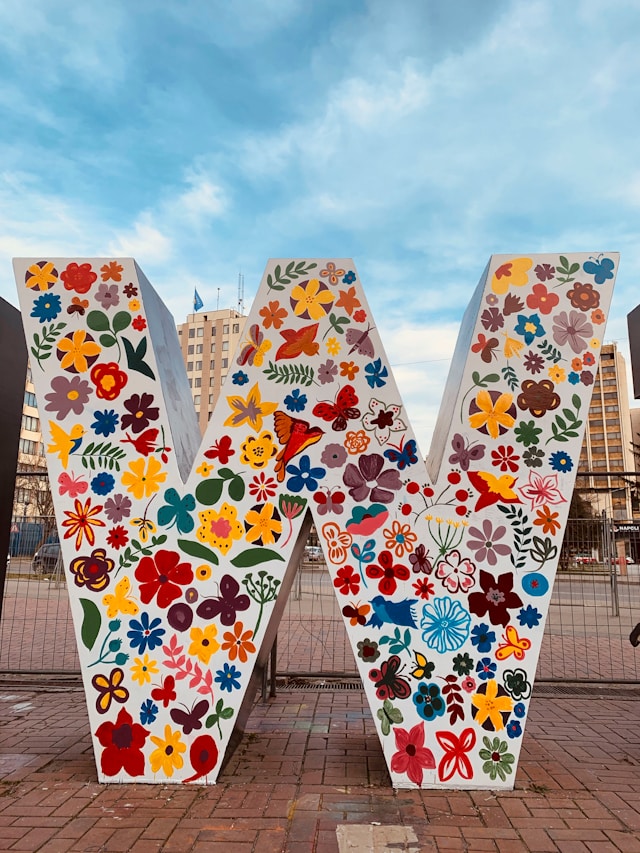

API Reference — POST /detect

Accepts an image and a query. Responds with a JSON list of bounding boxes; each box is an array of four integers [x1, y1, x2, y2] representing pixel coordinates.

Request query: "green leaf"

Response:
[[228, 475, 245, 502], [220, 707, 234, 720], [113, 311, 132, 333], [569, 262, 580, 274], [217, 467, 234, 480], [571, 394, 581, 410], [471, 371, 480, 384], [87, 310, 110, 332], [230, 548, 285, 568], [195, 478, 224, 506], [80, 598, 101, 650], [123, 336, 155, 380], [177, 539, 219, 565], [559, 256, 568, 269], [99, 333, 117, 348], [555, 416, 567, 430]]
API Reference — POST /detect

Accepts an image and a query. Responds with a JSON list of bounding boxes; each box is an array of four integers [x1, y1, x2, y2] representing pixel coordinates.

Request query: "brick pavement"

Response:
[[0, 681, 639, 852]]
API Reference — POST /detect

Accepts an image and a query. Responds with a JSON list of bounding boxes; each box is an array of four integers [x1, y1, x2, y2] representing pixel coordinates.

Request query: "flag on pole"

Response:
[[193, 288, 204, 312]]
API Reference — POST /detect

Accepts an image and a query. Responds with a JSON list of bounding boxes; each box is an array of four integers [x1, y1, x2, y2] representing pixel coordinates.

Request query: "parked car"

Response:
[[575, 555, 597, 565], [32, 543, 61, 575], [304, 545, 323, 562]]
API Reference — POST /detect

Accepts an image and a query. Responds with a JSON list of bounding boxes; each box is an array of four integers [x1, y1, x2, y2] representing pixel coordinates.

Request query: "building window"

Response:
[[223, 325, 229, 334], [22, 414, 40, 432], [222, 358, 228, 368], [210, 359, 215, 370], [187, 362, 193, 372], [187, 345, 194, 355], [233, 323, 239, 334], [211, 327, 216, 336], [211, 342, 216, 352], [193, 394, 201, 404], [209, 377, 216, 386], [188, 329, 195, 338], [24, 391, 38, 408], [209, 394, 214, 403], [194, 377, 201, 388], [222, 341, 229, 351], [196, 327, 204, 337], [196, 344, 203, 354], [195, 361, 202, 371]]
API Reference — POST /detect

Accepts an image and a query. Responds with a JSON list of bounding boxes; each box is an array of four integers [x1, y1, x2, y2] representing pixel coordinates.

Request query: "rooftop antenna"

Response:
[[216, 288, 220, 310], [237, 272, 245, 315]]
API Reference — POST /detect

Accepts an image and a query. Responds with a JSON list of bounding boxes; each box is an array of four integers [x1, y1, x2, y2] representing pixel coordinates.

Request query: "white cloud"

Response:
[[108, 214, 173, 263]]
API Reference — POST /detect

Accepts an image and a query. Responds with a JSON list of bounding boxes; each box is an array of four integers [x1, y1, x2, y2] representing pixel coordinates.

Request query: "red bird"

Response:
[[273, 412, 324, 482]]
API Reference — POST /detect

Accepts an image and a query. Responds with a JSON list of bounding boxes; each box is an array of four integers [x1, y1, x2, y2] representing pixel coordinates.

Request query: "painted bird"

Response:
[[273, 412, 324, 482], [47, 421, 85, 469], [367, 596, 418, 630]]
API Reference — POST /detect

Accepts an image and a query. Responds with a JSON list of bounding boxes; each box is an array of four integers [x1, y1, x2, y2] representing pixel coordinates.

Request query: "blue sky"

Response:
[[2, 0, 640, 449]]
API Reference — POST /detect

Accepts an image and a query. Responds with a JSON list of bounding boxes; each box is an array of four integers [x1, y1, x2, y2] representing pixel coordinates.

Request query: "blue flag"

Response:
[[193, 288, 204, 312]]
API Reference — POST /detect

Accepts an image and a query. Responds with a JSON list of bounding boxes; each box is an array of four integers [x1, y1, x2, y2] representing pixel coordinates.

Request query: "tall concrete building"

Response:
[[14, 365, 47, 518], [578, 343, 636, 520], [176, 308, 248, 434]]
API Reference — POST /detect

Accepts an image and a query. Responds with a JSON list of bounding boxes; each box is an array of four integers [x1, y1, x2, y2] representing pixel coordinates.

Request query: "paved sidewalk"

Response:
[[0, 681, 639, 852]]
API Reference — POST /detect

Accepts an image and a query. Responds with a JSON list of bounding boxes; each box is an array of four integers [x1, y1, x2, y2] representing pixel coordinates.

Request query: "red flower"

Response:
[[91, 362, 128, 401], [468, 570, 523, 628], [135, 549, 194, 608], [204, 435, 235, 464], [61, 262, 97, 294], [436, 727, 476, 782], [390, 722, 435, 785], [490, 445, 520, 473], [366, 550, 410, 595], [413, 577, 434, 599], [106, 525, 129, 550], [132, 315, 147, 331], [333, 565, 360, 596], [95, 707, 149, 777], [525, 283, 559, 315]]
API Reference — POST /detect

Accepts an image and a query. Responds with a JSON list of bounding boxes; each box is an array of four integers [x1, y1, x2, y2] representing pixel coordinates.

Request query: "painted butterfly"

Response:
[[448, 433, 485, 472], [58, 471, 88, 498], [102, 575, 139, 619], [471, 333, 499, 364], [495, 625, 532, 661], [342, 601, 370, 626], [237, 323, 270, 367], [345, 324, 375, 358], [410, 651, 434, 680], [170, 699, 209, 735], [583, 255, 615, 284], [151, 674, 177, 708], [384, 438, 418, 470], [313, 385, 360, 431], [196, 575, 251, 626], [368, 654, 412, 701]]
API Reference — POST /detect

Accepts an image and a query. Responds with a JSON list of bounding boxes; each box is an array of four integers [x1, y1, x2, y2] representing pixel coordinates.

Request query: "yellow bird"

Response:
[[47, 421, 85, 469]]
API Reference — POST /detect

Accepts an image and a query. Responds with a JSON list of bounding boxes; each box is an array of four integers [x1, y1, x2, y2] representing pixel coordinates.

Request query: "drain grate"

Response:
[[276, 678, 362, 691], [533, 683, 640, 699]]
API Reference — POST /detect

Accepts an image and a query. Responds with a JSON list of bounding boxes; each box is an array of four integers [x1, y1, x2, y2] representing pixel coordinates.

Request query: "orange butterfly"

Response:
[[495, 625, 532, 661]]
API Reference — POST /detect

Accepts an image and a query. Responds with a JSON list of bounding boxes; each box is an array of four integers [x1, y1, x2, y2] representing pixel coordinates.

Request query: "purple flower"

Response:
[[534, 263, 555, 282], [44, 375, 91, 419], [104, 493, 132, 523], [466, 519, 511, 566], [522, 351, 545, 374], [321, 443, 347, 468], [343, 453, 402, 504], [318, 359, 338, 384], [580, 370, 594, 386], [552, 310, 593, 354], [480, 307, 504, 332], [95, 283, 120, 309]]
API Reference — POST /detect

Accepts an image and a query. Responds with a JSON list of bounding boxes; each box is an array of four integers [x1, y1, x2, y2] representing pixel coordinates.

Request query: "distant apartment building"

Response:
[[578, 343, 636, 520], [14, 365, 48, 518], [176, 309, 248, 434]]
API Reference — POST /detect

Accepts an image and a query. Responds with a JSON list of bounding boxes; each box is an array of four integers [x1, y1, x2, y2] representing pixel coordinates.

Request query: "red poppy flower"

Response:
[[490, 445, 520, 473], [106, 525, 129, 550], [413, 577, 434, 599], [390, 722, 435, 785], [91, 362, 128, 401], [61, 262, 97, 294], [135, 549, 194, 608], [204, 435, 235, 464], [468, 570, 523, 627], [366, 550, 410, 595], [132, 315, 147, 331], [436, 727, 476, 782], [184, 734, 219, 782], [333, 564, 360, 596], [95, 707, 149, 777]]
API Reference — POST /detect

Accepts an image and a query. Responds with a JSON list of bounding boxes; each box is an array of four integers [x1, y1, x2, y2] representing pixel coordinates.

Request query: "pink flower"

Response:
[[390, 723, 435, 785], [518, 472, 567, 509], [435, 550, 476, 593]]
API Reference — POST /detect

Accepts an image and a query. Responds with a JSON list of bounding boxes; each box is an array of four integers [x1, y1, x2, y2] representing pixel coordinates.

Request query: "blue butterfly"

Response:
[[384, 438, 418, 470], [583, 256, 614, 284]]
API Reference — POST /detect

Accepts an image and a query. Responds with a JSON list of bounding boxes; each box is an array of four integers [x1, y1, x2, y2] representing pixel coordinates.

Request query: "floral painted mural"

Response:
[[14, 254, 617, 788]]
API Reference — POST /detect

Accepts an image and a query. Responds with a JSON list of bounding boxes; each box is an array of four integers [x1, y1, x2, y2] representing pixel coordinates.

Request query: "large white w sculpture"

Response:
[[15, 254, 616, 788]]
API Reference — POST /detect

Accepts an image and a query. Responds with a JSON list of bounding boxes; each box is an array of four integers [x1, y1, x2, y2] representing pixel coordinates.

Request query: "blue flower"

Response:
[[420, 596, 471, 653], [471, 623, 496, 653], [215, 663, 241, 692], [127, 612, 165, 654], [232, 371, 249, 386], [476, 657, 497, 680], [31, 293, 62, 322], [91, 472, 115, 495], [284, 388, 307, 413], [568, 371, 580, 385], [92, 409, 119, 437], [140, 699, 158, 724], [513, 702, 526, 718], [364, 358, 388, 389], [518, 604, 541, 628], [342, 271, 356, 284], [522, 572, 549, 597], [413, 682, 446, 721], [286, 454, 326, 493], [506, 719, 522, 739], [514, 313, 545, 345], [549, 450, 573, 473]]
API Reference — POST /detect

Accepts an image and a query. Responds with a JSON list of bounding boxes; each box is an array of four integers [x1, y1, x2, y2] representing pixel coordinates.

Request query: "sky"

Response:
[[2, 0, 640, 453]]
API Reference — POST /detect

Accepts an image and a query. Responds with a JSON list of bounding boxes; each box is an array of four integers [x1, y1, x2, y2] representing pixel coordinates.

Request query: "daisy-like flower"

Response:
[[149, 725, 186, 778], [130, 654, 158, 686], [57, 330, 101, 373], [290, 278, 334, 320], [468, 391, 515, 439], [383, 520, 417, 558], [471, 679, 514, 731], [362, 399, 406, 446], [61, 497, 105, 548], [121, 456, 167, 500]]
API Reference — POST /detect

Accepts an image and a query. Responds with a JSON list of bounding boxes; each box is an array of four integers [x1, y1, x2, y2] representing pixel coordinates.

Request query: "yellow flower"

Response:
[[197, 502, 244, 554], [471, 679, 514, 731], [121, 456, 167, 500], [326, 336, 341, 356], [189, 624, 220, 664], [224, 383, 278, 433], [290, 278, 334, 320], [321, 522, 352, 564], [590, 338, 600, 349], [57, 330, 101, 373], [130, 654, 158, 686], [240, 431, 277, 470], [547, 365, 566, 383], [129, 299, 141, 311], [468, 390, 515, 440], [245, 502, 282, 545], [383, 520, 417, 558], [196, 461, 213, 477], [195, 563, 212, 581], [502, 333, 524, 359], [25, 261, 58, 291], [149, 725, 186, 777], [491, 257, 532, 295]]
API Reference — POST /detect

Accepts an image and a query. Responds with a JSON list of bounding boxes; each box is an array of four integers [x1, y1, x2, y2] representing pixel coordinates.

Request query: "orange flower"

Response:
[[259, 300, 288, 329], [221, 622, 256, 663], [320, 261, 345, 284], [101, 261, 124, 282], [533, 504, 561, 536], [62, 497, 105, 549], [335, 286, 361, 316], [591, 308, 606, 325], [57, 330, 101, 373], [340, 360, 359, 380], [383, 520, 417, 558], [321, 522, 352, 564], [571, 357, 582, 371], [91, 362, 129, 400], [344, 429, 370, 454]]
